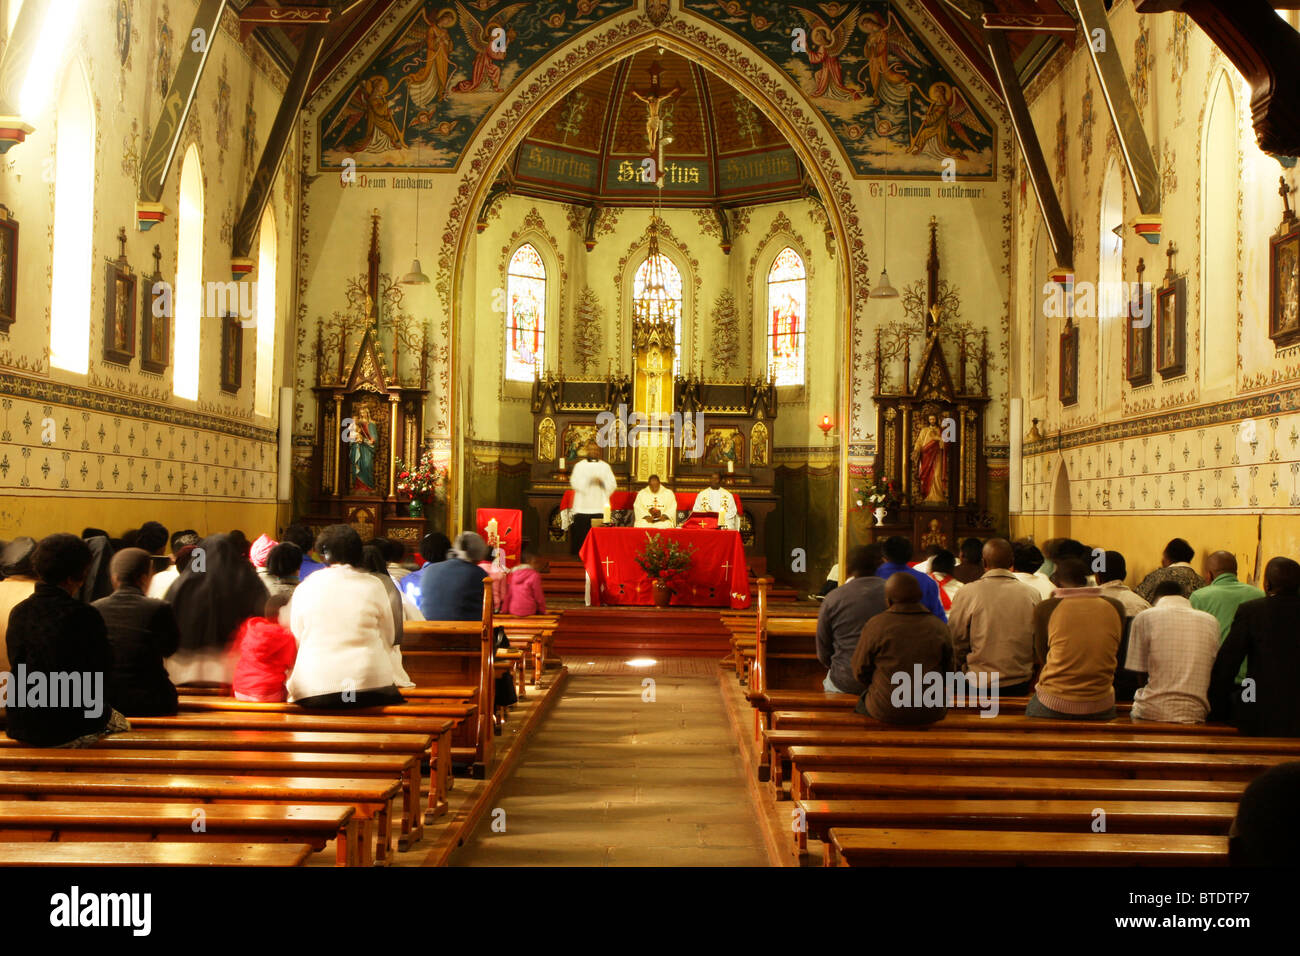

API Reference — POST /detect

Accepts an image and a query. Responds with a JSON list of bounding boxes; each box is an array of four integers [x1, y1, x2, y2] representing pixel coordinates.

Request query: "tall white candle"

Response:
[[727, 460, 734, 474], [559, 457, 566, 471]]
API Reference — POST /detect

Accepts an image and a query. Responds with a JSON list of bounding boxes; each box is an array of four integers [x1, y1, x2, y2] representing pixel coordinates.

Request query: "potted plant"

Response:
[[634, 532, 697, 607], [395, 452, 448, 518], [854, 477, 900, 526]]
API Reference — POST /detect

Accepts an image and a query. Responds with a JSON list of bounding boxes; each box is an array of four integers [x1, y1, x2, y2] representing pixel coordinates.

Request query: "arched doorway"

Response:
[[1049, 457, 1071, 540]]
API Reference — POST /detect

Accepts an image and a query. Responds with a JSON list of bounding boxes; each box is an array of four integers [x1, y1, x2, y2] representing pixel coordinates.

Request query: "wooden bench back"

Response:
[[753, 579, 825, 695]]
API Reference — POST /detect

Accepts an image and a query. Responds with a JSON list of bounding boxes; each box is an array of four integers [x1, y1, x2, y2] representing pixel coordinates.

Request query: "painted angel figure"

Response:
[[906, 81, 988, 161], [452, 1, 528, 94], [856, 9, 926, 107], [332, 74, 408, 152], [795, 7, 861, 101], [397, 5, 459, 108]]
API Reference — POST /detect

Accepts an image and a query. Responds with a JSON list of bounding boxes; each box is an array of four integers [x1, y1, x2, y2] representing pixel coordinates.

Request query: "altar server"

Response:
[[691, 472, 738, 530], [569, 440, 617, 554], [634, 474, 677, 528]]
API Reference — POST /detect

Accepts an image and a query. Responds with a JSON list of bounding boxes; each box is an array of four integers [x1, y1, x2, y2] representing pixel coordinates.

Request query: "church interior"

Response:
[[0, 0, 1299, 884]]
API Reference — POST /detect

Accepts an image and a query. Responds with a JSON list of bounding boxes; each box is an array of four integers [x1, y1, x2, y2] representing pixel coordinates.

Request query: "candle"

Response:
[[727, 460, 734, 474], [486, 518, 498, 545], [602, 503, 611, 523], [559, 457, 566, 471]]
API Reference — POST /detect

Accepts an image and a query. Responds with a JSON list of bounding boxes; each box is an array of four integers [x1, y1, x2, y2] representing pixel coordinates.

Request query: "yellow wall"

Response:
[[0, 497, 288, 543], [1010, 513, 1300, 589]]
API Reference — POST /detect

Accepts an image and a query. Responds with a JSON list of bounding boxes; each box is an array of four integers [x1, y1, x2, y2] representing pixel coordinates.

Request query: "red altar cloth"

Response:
[[579, 527, 751, 608], [559, 489, 742, 514], [475, 508, 522, 568]]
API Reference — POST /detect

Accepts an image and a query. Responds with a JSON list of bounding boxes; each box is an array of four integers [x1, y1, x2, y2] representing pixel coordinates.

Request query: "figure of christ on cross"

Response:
[[630, 61, 682, 154]]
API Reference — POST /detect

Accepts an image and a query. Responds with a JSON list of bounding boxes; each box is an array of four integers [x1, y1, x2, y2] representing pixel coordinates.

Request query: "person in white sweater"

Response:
[[287, 525, 404, 708], [568, 440, 616, 554]]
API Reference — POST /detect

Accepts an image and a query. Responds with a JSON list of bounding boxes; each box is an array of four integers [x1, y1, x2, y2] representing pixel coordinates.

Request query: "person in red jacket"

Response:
[[230, 593, 298, 702], [502, 545, 548, 617]]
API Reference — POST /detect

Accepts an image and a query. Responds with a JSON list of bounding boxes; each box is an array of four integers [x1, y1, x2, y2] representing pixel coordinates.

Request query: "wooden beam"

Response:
[[238, 4, 334, 42], [982, 13, 1078, 33], [1136, 0, 1300, 156], [231, 23, 329, 265], [137, 0, 230, 218], [1073, 0, 1161, 214], [985, 28, 1073, 270]]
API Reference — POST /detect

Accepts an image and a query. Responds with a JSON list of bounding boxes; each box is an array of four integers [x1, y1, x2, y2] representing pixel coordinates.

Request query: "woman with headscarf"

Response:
[[287, 525, 403, 708], [0, 537, 39, 671], [165, 532, 268, 685], [360, 543, 419, 688]]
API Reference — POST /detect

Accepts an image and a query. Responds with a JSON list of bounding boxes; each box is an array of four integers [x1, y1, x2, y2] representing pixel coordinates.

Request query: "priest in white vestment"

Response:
[[634, 474, 677, 528], [691, 471, 738, 530], [569, 440, 617, 554]]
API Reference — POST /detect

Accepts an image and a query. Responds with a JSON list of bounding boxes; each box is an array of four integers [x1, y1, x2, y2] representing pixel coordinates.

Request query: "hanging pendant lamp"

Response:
[[401, 148, 430, 285]]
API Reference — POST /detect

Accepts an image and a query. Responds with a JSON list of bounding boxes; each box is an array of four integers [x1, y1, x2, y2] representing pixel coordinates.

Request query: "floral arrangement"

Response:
[[634, 532, 697, 585], [854, 477, 900, 510], [395, 451, 448, 502]]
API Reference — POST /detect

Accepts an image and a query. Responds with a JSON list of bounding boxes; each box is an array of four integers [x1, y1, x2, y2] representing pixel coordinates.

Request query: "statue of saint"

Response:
[[911, 413, 948, 504]]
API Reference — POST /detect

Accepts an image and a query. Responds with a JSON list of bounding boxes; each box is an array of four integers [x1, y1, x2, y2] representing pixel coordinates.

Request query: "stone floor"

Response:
[[448, 657, 771, 866]]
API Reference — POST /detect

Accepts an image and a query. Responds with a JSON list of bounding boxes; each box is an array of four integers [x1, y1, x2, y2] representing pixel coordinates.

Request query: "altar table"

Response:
[[579, 527, 751, 608], [558, 489, 742, 528]]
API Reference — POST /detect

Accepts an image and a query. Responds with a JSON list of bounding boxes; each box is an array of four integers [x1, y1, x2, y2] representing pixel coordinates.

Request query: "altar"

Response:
[[579, 527, 751, 609]]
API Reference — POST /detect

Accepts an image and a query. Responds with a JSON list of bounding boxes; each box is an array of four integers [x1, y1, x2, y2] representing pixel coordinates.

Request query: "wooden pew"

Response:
[[496, 614, 561, 685], [786, 745, 1293, 801], [792, 798, 1236, 857], [0, 772, 401, 866], [0, 842, 316, 867], [800, 770, 1249, 803], [125, 712, 455, 824], [749, 578, 823, 740], [0, 748, 425, 852], [770, 709, 1228, 733], [0, 801, 360, 866], [825, 827, 1227, 867], [402, 579, 496, 777], [763, 726, 1300, 792]]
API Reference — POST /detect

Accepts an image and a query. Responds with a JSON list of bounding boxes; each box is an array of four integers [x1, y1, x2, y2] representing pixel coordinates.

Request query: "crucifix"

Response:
[[152, 243, 162, 274], [116, 226, 128, 260], [630, 61, 682, 153], [1281, 175, 1295, 224], [1165, 241, 1178, 281], [1133, 256, 1146, 320]]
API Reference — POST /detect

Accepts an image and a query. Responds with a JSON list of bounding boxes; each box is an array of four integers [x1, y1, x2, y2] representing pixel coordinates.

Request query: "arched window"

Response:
[[633, 251, 683, 374], [1203, 72, 1237, 392], [766, 246, 806, 386], [7, 0, 24, 38], [49, 61, 94, 374], [1031, 220, 1048, 399], [174, 144, 204, 400], [1098, 158, 1123, 410], [505, 242, 546, 382], [254, 207, 277, 417]]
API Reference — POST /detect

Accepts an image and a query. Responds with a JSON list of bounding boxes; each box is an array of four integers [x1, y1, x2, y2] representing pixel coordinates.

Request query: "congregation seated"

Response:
[[1011, 542, 1054, 601], [1093, 550, 1151, 702], [360, 543, 418, 688], [501, 544, 548, 617], [377, 537, 412, 586], [951, 536, 984, 584], [1135, 537, 1205, 602], [849, 573, 953, 726], [400, 531, 452, 607], [92, 547, 181, 717], [231, 592, 298, 703], [418, 531, 489, 622], [260, 541, 304, 599], [77, 533, 114, 603], [1209, 557, 1300, 737], [946, 537, 1039, 697], [165, 532, 268, 685], [287, 524, 404, 709], [815, 544, 885, 696], [926, 549, 962, 611], [875, 536, 946, 621], [146, 529, 199, 599], [1191, 550, 1264, 686], [0, 536, 38, 671], [281, 523, 326, 581], [1125, 580, 1220, 724], [5, 533, 130, 747], [1028, 558, 1125, 720]]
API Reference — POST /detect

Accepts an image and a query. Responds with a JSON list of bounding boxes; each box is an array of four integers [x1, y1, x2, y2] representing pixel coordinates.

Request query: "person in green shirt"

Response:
[[1190, 551, 1264, 683]]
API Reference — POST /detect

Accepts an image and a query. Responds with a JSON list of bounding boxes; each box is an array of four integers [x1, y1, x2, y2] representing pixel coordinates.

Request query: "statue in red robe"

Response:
[[911, 413, 948, 504]]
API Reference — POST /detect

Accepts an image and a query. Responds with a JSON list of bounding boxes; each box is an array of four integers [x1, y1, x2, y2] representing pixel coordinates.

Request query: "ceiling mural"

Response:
[[681, 0, 998, 179], [317, 0, 636, 170]]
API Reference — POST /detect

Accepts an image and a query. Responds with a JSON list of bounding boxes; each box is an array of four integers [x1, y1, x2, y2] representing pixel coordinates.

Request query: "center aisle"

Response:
[[448, 658, 771, 866]]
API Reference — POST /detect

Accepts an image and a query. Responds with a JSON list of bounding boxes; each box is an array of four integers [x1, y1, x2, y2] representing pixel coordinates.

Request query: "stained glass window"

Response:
[[767, 246, 805, 386], [633, 253, 683, 374], [506, 243, 546, 382]]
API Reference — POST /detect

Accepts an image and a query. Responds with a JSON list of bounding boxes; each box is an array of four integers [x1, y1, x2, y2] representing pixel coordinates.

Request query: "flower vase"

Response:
[[408, 498, 425, 518], [873, 506, 887, 527], [652, 579, 672, 608]]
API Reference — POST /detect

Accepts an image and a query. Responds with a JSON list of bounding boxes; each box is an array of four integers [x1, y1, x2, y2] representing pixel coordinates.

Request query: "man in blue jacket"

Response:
[[875, 535, 947, 621]]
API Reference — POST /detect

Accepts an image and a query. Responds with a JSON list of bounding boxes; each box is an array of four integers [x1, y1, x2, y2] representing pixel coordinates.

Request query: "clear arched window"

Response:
[[1098, 159, 1123, 410], [1203, 72, 1237, 391], [633, 251, 683, 374], [254, 206, 277, 416], [766, 246, 806, 386], [505, 243, 546, 382], [1031, 220, 1048, 399], [174, 144, 204, 400], [49, 61, 94, 374]]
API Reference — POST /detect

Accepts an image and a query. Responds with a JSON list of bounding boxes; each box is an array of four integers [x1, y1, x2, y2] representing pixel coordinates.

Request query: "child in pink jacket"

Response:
[[502, 547, 548, 617], [230, 593, 298, 702]]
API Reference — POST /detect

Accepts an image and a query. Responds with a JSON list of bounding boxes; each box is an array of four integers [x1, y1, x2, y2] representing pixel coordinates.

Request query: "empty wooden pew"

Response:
[[0, 842, 315, 867], [770, 709, 1228, 733], [786, 745, 1293, 800], [496, 614, 561, 685], [0, 748, 424, 851], [792, 798, 1238, 857], [402, 579, 496, 777], [0, 772, 400, 866], [799, 770, 1249, 803], [0, 801, 360, 866], [825, 827, 1228, 867]]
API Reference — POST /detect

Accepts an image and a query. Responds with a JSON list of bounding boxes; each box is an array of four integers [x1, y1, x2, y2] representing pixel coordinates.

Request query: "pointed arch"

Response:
[[254, 206, 278, 417], [765, 245, 806, 386], [633, 248, 684, 374], [1202, 68, 1238, 393], [1049, 457, 1071, 539], [49, 58, 94, 374], [505, 241, 548, 382], [1098, 156, 1124, 413], [1031, 217, 1049, 399], [174, 143, 204, 401]]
